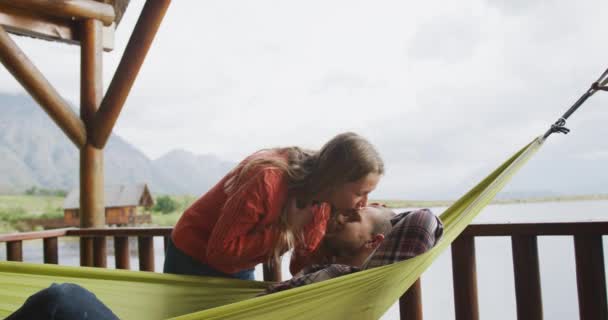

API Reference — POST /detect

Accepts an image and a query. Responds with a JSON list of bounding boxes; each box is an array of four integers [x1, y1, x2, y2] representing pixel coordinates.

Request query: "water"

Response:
[[2, 200, 608, 319]]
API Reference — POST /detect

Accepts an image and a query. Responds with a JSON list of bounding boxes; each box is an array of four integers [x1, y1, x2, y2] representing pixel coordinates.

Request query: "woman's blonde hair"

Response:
[[223, 132, 384, 261]]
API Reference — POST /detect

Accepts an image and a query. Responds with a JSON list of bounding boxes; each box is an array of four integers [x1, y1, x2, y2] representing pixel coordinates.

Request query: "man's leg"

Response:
[[6, 283, 119, 320]]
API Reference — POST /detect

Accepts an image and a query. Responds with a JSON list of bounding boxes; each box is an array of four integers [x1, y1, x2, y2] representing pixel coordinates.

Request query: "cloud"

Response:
[[2, 0, 608, 198]]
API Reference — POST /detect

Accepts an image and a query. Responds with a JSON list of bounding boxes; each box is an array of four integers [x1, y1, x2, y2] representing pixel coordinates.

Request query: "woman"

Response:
[[164, 132, 384, 280]]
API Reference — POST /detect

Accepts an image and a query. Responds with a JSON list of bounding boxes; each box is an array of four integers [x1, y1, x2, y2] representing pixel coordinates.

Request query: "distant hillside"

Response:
[[0, 93, 235, 195]]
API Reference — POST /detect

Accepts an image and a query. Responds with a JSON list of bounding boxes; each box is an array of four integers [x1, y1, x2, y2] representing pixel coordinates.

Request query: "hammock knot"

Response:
[[550, 117, 570, 135]]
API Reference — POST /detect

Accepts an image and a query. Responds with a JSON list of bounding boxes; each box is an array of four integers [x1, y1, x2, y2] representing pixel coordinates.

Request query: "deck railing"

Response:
[[1, 221, 607, 319]]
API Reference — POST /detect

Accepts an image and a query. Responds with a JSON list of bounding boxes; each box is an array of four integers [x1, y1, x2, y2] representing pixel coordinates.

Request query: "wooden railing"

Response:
[[1, 222, 607, 319], [400, 221, 608, 320]]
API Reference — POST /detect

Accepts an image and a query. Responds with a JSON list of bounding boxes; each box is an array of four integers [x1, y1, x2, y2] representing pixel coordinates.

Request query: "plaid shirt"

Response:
[[262, 208, 443, 295]]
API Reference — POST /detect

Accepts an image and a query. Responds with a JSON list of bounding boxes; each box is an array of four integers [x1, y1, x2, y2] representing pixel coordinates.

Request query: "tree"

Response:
[[153, 195, 178, 214]]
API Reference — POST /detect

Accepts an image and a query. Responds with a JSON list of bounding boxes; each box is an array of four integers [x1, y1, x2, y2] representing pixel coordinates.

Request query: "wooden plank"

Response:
[[114, 236, 130, 270], [399, 278, 423, 320], [67, 227, 172, 237], [7, 241, 23, 261], [43, 237, 59, 264], [0, 25, 87, 148], [138, 236, 154, 271], [92, 0, 171, 148], [511, 235, 543, 320], [451, 236, 479, 320], [80, 237, 94, 266], [93, 236, 107, 267], [0, 4, 115, 50], [263, 257, 282, 282], [574, 235, 608, 320], [0, 228, 71, 242], [462, 221, 608, 237], [1, 0, 116, 26]]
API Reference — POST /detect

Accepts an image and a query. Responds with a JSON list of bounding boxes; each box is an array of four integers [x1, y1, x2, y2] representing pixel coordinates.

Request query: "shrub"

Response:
[[153, 196, 178, 214]]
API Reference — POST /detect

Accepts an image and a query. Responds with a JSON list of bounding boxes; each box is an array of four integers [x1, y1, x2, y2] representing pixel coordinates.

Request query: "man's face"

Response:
[[323, 206, 381, 257]]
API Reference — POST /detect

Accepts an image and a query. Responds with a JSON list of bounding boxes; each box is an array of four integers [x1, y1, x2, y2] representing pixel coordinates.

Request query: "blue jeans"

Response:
[[163, 237, 255, 280], [6, 283, 118, 320]]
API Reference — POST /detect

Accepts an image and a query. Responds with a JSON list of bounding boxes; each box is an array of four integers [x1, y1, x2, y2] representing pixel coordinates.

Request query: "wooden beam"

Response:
[[80, 19, 105, 229], [91, 0, 171, 148], [43, 237, 59, 264], [138, 236, 154, 271], [452, 236, 479, 320], [0, 0, 115, 26], [0, 25, 87, 148], [7, 241, 23, 261], [399, 278, 423, 320], [462, 221, 608, 237], [263, 257, 282, 282], [574, 235, 608, 320], [0, 5, 115, 51], [114, 236, 130, 269], [0, 228, 71, 242], [511, 235, 543, 320]]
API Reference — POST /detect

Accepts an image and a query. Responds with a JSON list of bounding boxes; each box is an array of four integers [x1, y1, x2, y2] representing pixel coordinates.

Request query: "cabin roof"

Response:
[[64, 183, 153, 209]]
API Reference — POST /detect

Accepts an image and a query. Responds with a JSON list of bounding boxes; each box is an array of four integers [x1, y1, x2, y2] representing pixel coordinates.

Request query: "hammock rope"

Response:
[[544, 67, 608, 138]]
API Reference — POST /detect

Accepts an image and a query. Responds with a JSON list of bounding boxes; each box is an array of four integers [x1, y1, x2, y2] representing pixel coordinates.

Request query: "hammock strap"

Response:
[[544, 67, 608, 139]]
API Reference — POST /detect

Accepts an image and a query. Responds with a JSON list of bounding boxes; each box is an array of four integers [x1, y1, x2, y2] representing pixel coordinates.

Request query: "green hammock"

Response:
[[0, 137, 544, 320]]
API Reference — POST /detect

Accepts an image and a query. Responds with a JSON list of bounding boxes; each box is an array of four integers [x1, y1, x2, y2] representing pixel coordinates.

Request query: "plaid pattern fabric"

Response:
[[363, 208, 443, 269], [262, 264, 359, 295], [261, 208, 443, 295]]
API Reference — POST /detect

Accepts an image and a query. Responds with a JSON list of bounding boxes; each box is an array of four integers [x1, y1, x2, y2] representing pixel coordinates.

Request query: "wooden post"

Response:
[[93, 236, 107, 267], [92, 0, 171, 148], [7, 241, 23, 261], [43, 237, 58, 264], [114, 236, 130, 270], [512, 235, 543, 320], [263, 257, 282, 282], [400, 278, 423, 320], [574, 235, 608, 320], [138, 236, 154, 271], [79, 19, 105, 266], [451, 236, 479, 320]]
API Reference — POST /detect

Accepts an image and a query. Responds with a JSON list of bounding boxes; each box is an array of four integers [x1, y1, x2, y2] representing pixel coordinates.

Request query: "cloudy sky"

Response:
[[2, 0, 608, 199]]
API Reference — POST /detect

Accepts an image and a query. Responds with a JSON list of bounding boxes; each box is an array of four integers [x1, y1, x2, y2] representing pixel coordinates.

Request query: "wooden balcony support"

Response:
[[574, 234, 608, 320], [138, 236, 154, 271], [262, 257, 282, 282], [93, 236, 107, 268], [0, 0, 115, 26], [0, 25, 86, 148], [511, 235, 543, 320], [451, 235, 479, 320], [6, 240, 23, 262], [43, 237, 58, 264], [400, 278, 423, 320], [92, 0, 171, 148], [114, 236, 130, 270]]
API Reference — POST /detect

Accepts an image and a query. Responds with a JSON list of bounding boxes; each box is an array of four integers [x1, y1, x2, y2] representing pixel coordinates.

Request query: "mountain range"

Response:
[[0, 93, 235, 195]]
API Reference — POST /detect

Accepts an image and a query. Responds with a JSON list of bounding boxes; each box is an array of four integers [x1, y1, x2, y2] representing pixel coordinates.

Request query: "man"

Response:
[[263, 206, 443, 295]]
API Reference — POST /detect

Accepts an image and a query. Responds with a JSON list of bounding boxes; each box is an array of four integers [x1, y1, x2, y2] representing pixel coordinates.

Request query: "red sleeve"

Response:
[[206, 168, 287, 274], [289, 203, 330, 275]]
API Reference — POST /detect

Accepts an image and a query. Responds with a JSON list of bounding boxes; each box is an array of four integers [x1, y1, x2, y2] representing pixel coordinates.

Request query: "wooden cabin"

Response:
[[63, 184, 154, 226]]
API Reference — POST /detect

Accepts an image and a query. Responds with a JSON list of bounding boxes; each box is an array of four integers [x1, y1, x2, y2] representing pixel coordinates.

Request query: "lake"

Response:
[[2, 200, 608, 319]]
